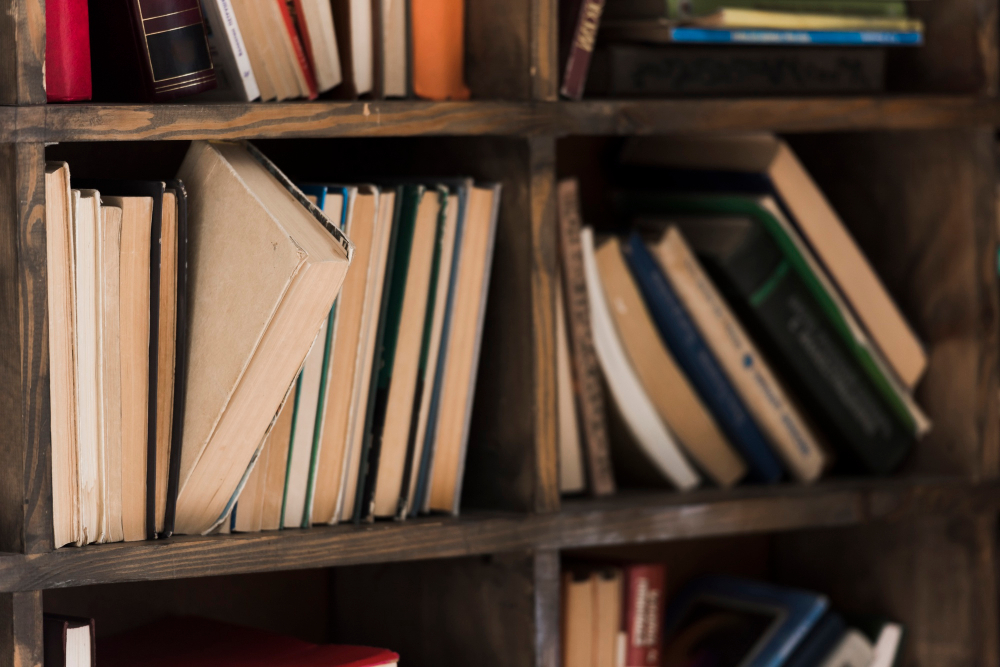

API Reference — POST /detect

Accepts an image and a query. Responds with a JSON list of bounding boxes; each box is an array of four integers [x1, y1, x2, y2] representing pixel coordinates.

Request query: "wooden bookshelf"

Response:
[[3, 0, 1000, 665]]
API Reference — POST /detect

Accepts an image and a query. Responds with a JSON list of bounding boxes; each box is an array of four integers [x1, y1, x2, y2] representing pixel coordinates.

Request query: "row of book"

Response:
[[44, 615, 398, 667], [557, 134, 929, 495], [46, 141, 499, 547], [46, 0, 468, 103], [563, 566, 903, 667], [560, 0, 926, 98]]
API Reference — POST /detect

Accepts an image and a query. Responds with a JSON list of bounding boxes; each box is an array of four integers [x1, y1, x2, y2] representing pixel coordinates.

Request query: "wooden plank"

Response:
[[0, 143, 52, 555], [0, 591, 42, 667], [0, 479, 993, 592], [0, 0, 45, 105], [466, 0, 532, 100], [531, 0, 559, 101]]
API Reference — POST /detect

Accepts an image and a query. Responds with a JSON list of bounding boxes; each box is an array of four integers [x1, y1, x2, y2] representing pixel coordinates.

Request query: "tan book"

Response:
[[263, 0, 312, 98], [562, 572, 594, 667], [621, 134, 927, 390], [298, 0, 343, 92], [154, 191, 179, 535], [427, 184, 501, 514], [372, 189, 441, 518], [556, 281, 586, 494], [595, 236, 746, 488], [45, 163, 82, 548], [381, 0, 407, 97], [261, 384, 298, 531], [229, 0, 277, 101], [234, 433, 270, 533], [100, 204, 125, 543], [174, 141, 351, 535], [340, 190, 396, 521], [104, 195, 153, 542], [311, 188, 379, 524], [593, 569, 623, 667], [249, 0, 300, 100]]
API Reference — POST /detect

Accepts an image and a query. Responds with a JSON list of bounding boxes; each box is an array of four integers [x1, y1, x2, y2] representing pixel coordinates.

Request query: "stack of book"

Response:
[[560, 0, 925, 98], [557, 133, 928, 495], [45, 0, 470, 102], [562, 567, 903, 667], [46, 140, 499, 546]]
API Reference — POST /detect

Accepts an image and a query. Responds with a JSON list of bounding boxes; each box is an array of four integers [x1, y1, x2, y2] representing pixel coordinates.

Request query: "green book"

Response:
[[605, 0, 909, 20]]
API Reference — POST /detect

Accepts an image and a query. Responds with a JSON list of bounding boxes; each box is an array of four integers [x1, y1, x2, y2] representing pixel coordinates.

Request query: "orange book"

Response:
[[412, 0, 470, 100]]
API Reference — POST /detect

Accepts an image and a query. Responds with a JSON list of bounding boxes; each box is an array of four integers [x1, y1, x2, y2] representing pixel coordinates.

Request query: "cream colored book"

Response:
[[562, 573, 594, 667], [45, 163, 82, 548], [234, 434, 269, 533], [593, 570, 623, 667], [556, 281, 586, 494], [154, 190, 179, 535], [100, 203, 125, 543], [104, 195, 153, 542], [174, 141, 351, 535], [596, 236, 746, 487], [382, 0, 407, 97], [693, 7, 923, 32], [282, 326, 327, 529], [653, 227, 825, 482]]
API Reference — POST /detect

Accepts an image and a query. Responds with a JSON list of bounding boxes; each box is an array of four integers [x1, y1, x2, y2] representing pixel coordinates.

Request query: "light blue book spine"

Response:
[[670, 26, 923, 45]]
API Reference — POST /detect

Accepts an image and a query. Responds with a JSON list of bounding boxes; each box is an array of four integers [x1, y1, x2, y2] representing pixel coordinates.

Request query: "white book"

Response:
[[870, 623, 904, 667], [819, 629, 875, 667], [581, 227, 700, 491], [200, 0, 261, 101]]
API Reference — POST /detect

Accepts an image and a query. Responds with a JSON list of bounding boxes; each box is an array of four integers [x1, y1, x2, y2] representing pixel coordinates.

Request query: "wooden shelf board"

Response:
[[0, 478, 994, 592], [2, 96, 999, 143]]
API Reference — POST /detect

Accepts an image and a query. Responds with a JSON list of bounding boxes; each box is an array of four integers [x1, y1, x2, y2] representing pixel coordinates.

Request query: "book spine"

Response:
[[560, 0, 607, 99], [134, 0, 218, 101], [556, 180, 616, 496], [277, 0, 320, 99], [45, 0, 92, 101], [674, 0, 910, 19], [210, 0, 261, 100], [621, 235, 784, 483], [714, 225, 912, 473], [624, 564, 666, 667], [668, 27, 923, 45]]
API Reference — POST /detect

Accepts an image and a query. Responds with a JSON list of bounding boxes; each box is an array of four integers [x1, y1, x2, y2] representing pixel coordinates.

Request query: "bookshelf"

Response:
[[2, 0, 1000, 666]]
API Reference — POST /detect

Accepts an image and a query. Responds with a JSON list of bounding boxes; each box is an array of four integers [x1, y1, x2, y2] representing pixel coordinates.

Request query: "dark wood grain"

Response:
[[0, 591, 42, 667], [533, 550, 561, 667], [0, 479, 993, 593], [0, 143, 52, 556], [0, 0, 45, 105], [532, 0, 559, 101]]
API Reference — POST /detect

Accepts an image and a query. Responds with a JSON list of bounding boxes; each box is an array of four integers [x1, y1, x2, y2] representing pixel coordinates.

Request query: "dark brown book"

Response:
[[43, 614, 95, 667], [559, 0, 607, 100], [89, 0, 217, 102], [556, 179, 616, 496]]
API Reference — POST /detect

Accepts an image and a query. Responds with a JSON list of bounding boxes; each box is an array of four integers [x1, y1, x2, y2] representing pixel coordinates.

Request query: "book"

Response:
[[199, 0, 261, 101], [275, 0, 320, 99], [559, 0, 607, 99], [663, 576, 829, 667], [45, 0, 92, 101], [652, 227, 825, 482], [594, 569, 624, 667], [623, 134, 927, 390], [100, 202, 124, 544], [99, 616, 399, 667], [261, 383, 298, 530], [623, 564, 666, 667], [621, 233, 784, 483], [412, 0, 471, 100], [604, 0, 912, 20], [89, 0, 217, 102], [43, 614, 95, 667], [556, 180, 616, 497], [691, 8, 922, 31], [585, 45, 885, 96], [584, 230, 700, 491], [229, 0, 278, 100], [642, 196, 915, 472], [599, 20, 923, 45], [332, 0, 375, 97], [556, 282, 586, 494], [46, 164, 82, 548], [249, 0, 303, 100], [173, 141, 352, 535], [425, 183, 502, 513], [595, 235, 747, 487], [784, 611, 847, 667], [818, 630, 875, 667], [562, 571, 595, 667], [380, 0, 409, 97], [295, 0, 344, 93]]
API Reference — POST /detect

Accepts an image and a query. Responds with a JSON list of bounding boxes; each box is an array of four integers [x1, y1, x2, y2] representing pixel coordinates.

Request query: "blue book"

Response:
[[784, 611, 847, 667], [622, 233, 784, 483], [670, 26, 923, 45], [663, 575, 829, 667]]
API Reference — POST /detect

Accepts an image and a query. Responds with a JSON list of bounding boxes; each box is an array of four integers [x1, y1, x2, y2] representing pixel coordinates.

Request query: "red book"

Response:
[[45, 0, 92, 101], [100, 616, 399, 667], [623, 564, 666, 667]]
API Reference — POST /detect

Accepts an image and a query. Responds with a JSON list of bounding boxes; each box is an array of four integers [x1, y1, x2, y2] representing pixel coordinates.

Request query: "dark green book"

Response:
[[620, 194, 912, 473], [354, 185, 423, 522]]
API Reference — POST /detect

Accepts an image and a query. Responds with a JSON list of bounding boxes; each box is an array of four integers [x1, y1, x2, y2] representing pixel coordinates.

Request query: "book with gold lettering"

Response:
[[559, 0, 607, 99]]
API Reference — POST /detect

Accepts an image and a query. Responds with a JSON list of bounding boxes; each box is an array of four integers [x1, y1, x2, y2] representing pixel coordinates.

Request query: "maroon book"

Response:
[[45, 0, 92, 101], [89, 0, 217, 102], [559, 0, 607, 100], [623, 564, 666, 667]]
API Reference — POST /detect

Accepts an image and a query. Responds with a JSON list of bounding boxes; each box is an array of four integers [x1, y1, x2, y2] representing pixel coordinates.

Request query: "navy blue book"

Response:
[[663, 575, 829, 667], [784, 611, 847, 667], [622, 233, 784, 483]]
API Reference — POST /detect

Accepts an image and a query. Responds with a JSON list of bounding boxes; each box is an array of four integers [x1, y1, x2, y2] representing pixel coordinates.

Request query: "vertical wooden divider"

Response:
[[0, 0, 46, 105], [0, 591, 43, 667]]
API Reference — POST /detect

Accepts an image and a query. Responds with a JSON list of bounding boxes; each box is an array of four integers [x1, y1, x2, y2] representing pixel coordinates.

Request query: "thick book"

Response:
[[641, 195, 915, 472], [100, 616, 398, 667], [173, 141, 352, 535], [663, 576, 828, 667], [623, 564, 666, 667], [45, 0, 92, 101], [411, 0, 471, 100], [43, 614, 95, 667], [599, 21, 923, 45], [595, 236, 744, 487], [559, 0, 607, 99], [586, 45, 885, 97], [621, 233, 784, 483], [620, 134, 928, 391], [89, 0, 217, 102], [652, 227, 825, 482], [199, 0, 261, 101], [556, 180, 616, 497]]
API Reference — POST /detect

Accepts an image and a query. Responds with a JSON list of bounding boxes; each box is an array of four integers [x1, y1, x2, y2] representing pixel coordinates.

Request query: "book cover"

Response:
[[411, 0, 471, 100], [559, 0, 607, 99], [623, 564, 666, 667], [45, 0, 92, 101]]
